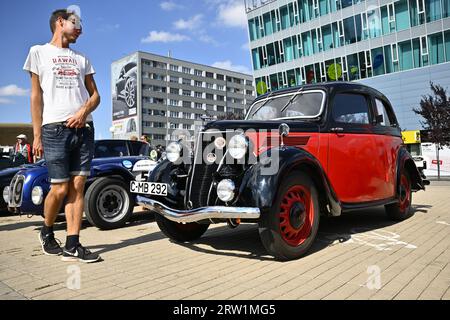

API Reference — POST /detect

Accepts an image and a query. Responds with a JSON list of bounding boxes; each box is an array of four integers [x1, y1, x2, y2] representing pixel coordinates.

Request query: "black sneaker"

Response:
[[38, 232, 63, 256], [61, 244, 101, 263]]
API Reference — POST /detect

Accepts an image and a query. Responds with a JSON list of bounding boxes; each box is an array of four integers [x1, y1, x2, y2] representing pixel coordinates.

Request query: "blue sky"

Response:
[[0, 0, 252, 139]]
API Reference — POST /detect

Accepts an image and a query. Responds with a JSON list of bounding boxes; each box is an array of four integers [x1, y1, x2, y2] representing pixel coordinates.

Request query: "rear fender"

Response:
[[397, 147, 426, 193]]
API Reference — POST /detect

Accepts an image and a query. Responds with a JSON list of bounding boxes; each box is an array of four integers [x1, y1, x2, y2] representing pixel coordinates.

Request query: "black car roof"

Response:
[[254, 82, 386, 102]]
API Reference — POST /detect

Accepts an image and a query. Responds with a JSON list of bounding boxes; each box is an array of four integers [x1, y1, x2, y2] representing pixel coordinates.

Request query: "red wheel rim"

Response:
[[399, 174, 411, 212], [279, 185, 314, 246]]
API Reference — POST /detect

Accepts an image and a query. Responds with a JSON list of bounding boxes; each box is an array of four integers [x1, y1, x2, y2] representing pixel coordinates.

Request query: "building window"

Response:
[[170, 111, 179, 118], [182, 78, 191, 86], [182, 90, 191, 96], [216, 74, 224, 80], [206, 83, 214, 89], [194, 80, 202, 87], [206, 93, 214, 100], [182, 101, 191, 108], [195, 103, 203, 109], [194, 69, 203, 76], [182, 67, 191, 74], [170, 64, 179, 71], [169, 100, 179, 106], [170, 88, 179, 95], [205, 71, 214, 78], [170, 76, 179, 83], [194, 92, 202, 98], [183, 113, 191, 119]]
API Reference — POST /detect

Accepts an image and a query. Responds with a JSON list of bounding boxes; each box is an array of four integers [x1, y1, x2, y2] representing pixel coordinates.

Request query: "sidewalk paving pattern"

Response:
[[0, 183, 449, 300]]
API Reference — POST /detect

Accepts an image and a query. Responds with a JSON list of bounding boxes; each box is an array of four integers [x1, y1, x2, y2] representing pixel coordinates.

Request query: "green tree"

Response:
[[413, 82, 450, 180]]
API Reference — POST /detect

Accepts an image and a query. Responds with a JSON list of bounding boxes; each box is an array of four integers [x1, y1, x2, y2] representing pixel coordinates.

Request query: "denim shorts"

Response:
[[42, 122, 95, 184]]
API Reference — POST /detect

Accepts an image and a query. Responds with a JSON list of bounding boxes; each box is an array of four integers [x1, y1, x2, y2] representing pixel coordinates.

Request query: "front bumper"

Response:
[[136, 196, 261, 223]]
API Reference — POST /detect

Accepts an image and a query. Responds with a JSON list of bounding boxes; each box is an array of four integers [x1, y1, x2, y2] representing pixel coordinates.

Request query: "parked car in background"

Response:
[[1, 160, 45, 213], [4, 140, 159, 229], [134, 82, 428, 261]]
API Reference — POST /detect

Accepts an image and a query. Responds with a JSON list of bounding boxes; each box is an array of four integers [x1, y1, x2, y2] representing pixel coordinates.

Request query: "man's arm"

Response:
[[30, 73, 44, 158], [66, 74, 101, 128]]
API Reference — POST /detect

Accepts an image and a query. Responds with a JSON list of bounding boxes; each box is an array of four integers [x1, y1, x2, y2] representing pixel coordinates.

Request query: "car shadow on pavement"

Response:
[[88, 231, 168, 256], [172, 204, 429, 261]]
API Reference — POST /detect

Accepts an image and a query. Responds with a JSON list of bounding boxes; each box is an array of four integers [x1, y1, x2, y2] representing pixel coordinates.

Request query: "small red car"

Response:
[[57, 69, 78, 76], [135, 82, 428, 260]]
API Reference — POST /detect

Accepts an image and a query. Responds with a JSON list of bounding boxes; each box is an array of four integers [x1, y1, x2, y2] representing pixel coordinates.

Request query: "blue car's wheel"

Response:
[[84, 177, 134, 230]]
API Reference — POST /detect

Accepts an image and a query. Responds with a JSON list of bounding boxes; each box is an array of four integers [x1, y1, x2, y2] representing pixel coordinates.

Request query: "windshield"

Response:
[[246, 91, 325, 121]]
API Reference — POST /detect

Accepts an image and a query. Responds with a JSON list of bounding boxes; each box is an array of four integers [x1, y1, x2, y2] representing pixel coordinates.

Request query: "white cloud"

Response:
[[0, 84, 29, 97], [141, 31, 190, 43], [97, 23, 120, 32], [160, 1, 183, 11], [0, 97, 13, 104], [241, 42, 249, 51], [174, 15, 203, 31], [212, 60, 251, 74], [217, 0, 247, 28], [199, 34, 220, 46]]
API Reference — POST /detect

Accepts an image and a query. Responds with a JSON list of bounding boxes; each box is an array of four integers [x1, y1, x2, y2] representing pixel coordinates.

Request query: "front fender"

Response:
[[238, 146, 341, 216], [397, 147, 426, 192], [90, 163, 135, 183], [16, 170, 49, 214]]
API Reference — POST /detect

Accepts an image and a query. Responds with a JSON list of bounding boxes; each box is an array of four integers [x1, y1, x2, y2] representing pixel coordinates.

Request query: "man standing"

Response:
[[23, 8, 101, 263], [13, 134, 33, 165]]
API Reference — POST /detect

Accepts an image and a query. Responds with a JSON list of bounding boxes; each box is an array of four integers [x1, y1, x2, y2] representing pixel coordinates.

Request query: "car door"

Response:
[[327, 91, 389, 203], [371, 97, 403, 199]]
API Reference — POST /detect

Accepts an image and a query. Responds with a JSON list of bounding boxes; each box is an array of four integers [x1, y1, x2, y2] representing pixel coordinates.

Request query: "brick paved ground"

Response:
[[0, 182, 449, 300]]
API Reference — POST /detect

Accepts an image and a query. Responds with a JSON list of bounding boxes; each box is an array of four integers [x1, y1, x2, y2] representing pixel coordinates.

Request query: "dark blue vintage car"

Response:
[[0, 161, 45, 212], [4, 140, 158, 229]]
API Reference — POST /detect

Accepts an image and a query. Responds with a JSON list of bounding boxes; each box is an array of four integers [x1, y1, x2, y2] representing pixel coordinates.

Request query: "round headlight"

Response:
[[214, 137, 226, 150], [217, 179, 235, 203], [31, 186, 44, 205], [166, 142, 182, 163], [2, 186, 9, 203], [228, 134, 248, 160]]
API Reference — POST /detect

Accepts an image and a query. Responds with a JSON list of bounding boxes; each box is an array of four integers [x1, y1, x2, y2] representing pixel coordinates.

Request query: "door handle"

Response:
[[330, 127, 344, 132]]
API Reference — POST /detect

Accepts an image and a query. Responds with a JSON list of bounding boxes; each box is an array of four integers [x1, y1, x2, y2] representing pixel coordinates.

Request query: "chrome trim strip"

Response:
[[137, 196, 260, 223], [187, 130, 203, 206]]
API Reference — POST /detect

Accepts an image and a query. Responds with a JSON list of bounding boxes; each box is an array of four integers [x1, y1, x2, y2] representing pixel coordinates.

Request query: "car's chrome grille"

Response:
[[9, 175, 25, 208], [187, 131, 229, 208], [188, 162, 218, 208]]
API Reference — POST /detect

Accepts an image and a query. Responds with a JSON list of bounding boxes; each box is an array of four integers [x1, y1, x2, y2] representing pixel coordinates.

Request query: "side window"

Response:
[[332, 93, 370, 124], [94, 142, 129, 158], [375, 99, 393, 127], [130, 142, 149, 156]]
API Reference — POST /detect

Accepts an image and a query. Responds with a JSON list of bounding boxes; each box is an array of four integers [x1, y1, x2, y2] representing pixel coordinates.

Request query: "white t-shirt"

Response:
[[23, 43, 95, 126]]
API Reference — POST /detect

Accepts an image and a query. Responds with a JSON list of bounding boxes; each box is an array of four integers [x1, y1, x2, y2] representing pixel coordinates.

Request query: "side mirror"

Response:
[[279, 123, 290, 147], [279, 123, 290, 137]]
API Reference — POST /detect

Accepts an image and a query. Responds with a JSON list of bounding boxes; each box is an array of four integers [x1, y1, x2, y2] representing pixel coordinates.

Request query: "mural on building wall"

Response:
[[111, 54, 139, 139]]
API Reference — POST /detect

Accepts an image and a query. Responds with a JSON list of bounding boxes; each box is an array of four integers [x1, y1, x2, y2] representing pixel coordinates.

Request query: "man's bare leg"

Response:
[[40, 182, 68, 255], [62, 175, 100, 262], [65, 176, 86, 236], [43, 182, 69, 227]]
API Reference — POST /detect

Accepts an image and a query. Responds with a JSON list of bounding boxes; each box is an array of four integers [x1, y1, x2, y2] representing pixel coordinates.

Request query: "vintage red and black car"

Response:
[[133, 82, 429, 261]]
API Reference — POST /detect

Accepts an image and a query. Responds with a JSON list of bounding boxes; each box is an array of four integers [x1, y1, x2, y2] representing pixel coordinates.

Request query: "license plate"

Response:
[[130, 181, 168, 196]]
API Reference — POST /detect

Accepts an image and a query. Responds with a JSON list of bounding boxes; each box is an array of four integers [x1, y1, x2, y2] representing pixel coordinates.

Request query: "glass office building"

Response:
[[245, 0, 450, 130]]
